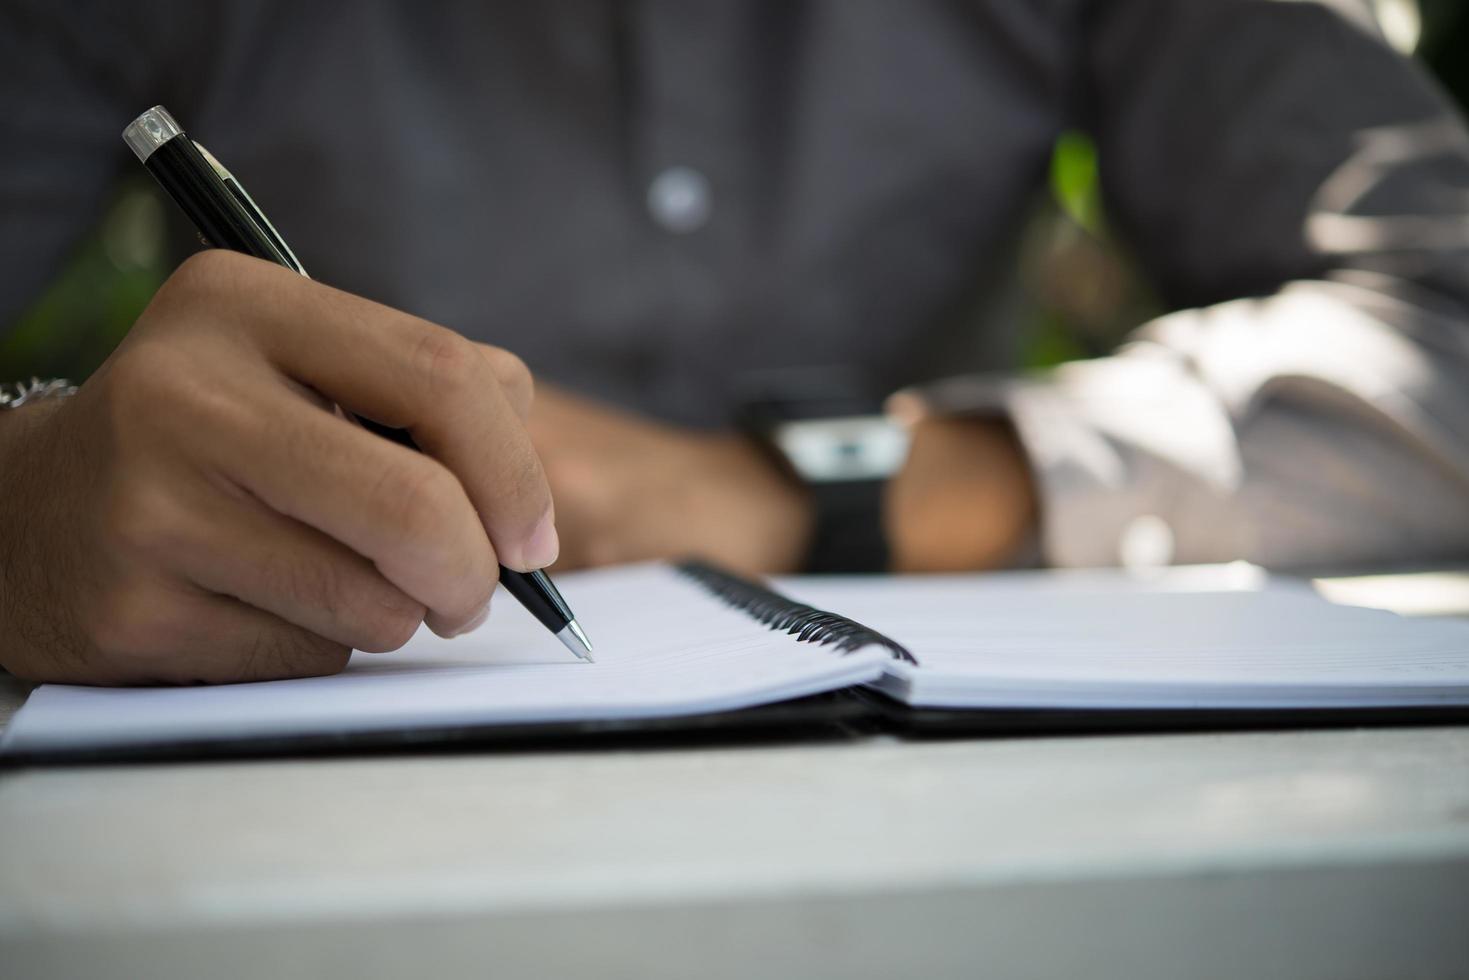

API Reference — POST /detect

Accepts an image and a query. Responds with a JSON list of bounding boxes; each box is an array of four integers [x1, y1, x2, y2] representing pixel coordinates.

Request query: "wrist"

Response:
[[734, 386, 906, 574], [0, 377, 76, 453], [885, 416, 1036, 572], [0, 405, 20, 453], [0, 396, 72, 680], [0, 392, 69, 463]]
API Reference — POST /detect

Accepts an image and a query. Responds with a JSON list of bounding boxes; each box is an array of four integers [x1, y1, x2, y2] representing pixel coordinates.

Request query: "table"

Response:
[[3, 570, 1469, 980]]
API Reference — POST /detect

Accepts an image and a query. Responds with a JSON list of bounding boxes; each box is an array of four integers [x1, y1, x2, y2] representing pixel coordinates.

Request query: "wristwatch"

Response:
[[737, 370, 911, 573]]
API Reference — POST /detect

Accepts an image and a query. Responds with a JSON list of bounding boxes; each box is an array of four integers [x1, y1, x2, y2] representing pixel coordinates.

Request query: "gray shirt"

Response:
[[5, 0, 1469, 570]]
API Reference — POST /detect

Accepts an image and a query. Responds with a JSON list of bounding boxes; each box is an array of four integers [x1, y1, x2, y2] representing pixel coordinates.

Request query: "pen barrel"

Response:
[[142, 136, 293, 266], [499, 569, 574, 633]]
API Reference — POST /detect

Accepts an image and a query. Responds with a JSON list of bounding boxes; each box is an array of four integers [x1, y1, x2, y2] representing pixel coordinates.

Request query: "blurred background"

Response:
[[3, 0, 1464, 384]]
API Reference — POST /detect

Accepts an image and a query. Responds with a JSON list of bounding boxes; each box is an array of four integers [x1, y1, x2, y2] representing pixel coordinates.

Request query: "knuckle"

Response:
[[487, 347, 534, 408], [354, 597, 425, 653], [264, 546, 343, 610], [101, 341, 219, 436], [104, 480, 192, 564], [372, 459, 462, 540], [87, 582, 185, 660], [433, 534, 486, 600], [147, 252, 282, 348], [456, 562, 498, 610], [241, 628, 350, 681], [305, 643, 353, 678], [103, 351, 264, 478], [255, 542, 425, 653], [133, 251, 276, 354], [101, 340, 178, 408], [409, 326, 486, 401], [168, 249, 248, 296], [368, 461, 491, 615]]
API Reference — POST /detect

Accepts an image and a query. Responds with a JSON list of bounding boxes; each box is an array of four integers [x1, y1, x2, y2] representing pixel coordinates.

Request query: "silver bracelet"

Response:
[[0, 378, 78, 410]]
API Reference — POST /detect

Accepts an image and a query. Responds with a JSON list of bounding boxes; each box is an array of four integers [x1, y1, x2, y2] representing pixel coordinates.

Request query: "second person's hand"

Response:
[[531, 385, 1036, 577], [529, 385, 812, 577]]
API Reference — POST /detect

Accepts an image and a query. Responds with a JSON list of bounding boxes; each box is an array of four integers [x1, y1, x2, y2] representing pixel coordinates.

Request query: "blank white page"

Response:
[[781, 574, 1469, 709], [1, 564, 889, 757]]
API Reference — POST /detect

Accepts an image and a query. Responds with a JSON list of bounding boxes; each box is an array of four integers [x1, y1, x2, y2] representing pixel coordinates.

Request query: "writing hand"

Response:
[[0, 251, 555, 684]]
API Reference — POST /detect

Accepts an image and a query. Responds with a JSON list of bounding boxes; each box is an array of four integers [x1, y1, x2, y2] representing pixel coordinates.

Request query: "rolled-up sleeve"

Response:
[[922, 0, 1469, 569]]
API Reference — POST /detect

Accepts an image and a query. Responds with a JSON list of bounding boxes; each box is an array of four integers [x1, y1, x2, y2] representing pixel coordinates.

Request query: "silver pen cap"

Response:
[[122, 106, 184, 163]]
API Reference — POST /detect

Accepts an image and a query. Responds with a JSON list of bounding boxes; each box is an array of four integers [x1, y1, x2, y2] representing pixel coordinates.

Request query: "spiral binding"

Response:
[[677, 560, 918, 665]]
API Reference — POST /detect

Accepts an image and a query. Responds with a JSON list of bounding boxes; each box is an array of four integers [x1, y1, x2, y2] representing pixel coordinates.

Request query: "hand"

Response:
[[0, 251, 555, 685], [529, 386, 812, 576], [885, 408, 1037, 572]]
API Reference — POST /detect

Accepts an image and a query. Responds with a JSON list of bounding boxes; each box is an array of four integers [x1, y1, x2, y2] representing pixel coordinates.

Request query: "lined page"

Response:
[[781, 574, 1469, 709], [2, 564, 888, 756]]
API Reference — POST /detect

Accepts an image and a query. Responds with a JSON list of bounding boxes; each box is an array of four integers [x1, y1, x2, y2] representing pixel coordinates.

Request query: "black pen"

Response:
[[122, 105, 593, 662]]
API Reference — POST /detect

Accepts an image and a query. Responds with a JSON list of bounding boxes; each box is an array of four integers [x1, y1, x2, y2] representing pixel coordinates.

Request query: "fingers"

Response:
[[184, 597, 353, 684], [16, 253, 556, 688], [87, 582, 351, 686], [195, 380, 500, 637], [167, 489, 430, 652], [190, 258, 557, 572]]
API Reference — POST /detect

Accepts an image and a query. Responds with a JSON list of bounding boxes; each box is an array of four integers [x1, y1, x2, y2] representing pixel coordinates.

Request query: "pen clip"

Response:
[[194, 141, 310, 278]]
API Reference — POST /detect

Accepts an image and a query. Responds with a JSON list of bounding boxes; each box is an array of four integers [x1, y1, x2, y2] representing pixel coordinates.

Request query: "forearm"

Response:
[[916, 277, 1469, 570], [962, 0, 1469, 569]]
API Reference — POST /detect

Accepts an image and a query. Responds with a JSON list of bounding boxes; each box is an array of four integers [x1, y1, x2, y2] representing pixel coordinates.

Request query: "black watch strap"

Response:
[[804, 477, 889, 573]]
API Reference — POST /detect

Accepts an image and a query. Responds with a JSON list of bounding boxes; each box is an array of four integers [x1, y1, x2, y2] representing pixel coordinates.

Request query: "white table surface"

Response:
[[3, 570, 1469, 980]]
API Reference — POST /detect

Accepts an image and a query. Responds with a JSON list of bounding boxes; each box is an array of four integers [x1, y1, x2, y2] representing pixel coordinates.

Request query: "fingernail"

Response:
[[520, 512, 561, 570], [454, 598, 492, 637]]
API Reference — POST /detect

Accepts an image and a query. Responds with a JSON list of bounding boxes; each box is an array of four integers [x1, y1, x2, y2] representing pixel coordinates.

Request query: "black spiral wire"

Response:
[[677, 560, 918, 665]]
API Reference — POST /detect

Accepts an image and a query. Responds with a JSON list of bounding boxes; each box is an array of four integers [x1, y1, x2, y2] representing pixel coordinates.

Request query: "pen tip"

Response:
[[557, 620, 595, 663]]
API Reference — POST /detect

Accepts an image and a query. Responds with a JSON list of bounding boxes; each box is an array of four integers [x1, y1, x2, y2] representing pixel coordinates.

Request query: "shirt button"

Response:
[[647, 166, 712, 234]]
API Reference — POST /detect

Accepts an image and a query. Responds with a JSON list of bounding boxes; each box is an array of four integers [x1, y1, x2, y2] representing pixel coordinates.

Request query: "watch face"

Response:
[[734, 366, 910, 482], [772, 415, 910, 482]]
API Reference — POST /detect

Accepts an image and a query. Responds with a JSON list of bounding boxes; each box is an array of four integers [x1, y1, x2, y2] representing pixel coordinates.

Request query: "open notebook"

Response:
[[5, 561, 1469, 760]]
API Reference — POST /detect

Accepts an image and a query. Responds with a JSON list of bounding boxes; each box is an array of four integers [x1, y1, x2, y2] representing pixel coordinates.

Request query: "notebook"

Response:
[[5, 561, 1469, 761]]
